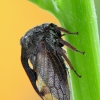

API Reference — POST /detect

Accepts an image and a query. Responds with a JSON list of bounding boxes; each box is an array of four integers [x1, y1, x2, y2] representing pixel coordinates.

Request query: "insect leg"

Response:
[[56, 47, 81, 78], [21, 48, 43, 99], [57, 27, 78, 35], [58, 38, 85, 55]]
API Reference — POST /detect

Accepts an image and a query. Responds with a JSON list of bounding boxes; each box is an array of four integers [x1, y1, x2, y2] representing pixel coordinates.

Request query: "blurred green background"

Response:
[[94, 0, 100, 37]]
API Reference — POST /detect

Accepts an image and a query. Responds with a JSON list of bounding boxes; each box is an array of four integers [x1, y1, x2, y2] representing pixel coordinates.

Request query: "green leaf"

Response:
[[29, 0, 100, 100]]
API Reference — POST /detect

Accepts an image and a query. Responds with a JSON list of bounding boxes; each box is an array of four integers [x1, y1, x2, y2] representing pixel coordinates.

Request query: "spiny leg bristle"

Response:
[[70, 32, 78, 35], [76, 50, 85, 55], [73, 70, 82, 78]]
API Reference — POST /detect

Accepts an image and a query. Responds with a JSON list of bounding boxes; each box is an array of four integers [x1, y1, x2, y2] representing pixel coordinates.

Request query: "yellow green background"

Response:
[[0, 0, 59, 100]]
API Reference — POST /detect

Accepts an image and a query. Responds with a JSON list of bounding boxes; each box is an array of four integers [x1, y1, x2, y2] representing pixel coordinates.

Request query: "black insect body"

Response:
[[20, 23, 84, 100]]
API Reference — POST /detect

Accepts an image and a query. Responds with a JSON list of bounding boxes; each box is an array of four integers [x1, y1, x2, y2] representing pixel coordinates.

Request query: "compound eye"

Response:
[[50, 23, 61, 38], [49, 23, 56, 28]]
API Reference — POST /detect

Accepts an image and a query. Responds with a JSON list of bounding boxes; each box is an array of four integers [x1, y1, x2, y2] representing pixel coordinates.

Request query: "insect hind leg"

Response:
[[56, 47, 81, 78]]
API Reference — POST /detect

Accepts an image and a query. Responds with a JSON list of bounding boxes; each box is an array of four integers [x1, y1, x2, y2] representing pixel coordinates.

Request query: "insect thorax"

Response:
[[20, 23, 62, 53]]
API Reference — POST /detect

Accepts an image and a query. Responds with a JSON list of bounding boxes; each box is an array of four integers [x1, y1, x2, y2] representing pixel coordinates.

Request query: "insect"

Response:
[[20, 23, 84, 100]]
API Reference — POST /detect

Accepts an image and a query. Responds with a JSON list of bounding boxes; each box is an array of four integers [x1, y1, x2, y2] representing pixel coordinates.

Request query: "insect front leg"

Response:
[[57, 27, 78, 35]]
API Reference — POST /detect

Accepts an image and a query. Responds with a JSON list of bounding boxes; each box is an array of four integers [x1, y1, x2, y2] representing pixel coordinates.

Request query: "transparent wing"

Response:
[[30, 41, 70, 100]]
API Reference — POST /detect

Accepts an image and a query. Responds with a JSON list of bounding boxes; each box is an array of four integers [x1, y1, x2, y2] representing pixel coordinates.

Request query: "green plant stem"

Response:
[[29, 0, 100, 100]]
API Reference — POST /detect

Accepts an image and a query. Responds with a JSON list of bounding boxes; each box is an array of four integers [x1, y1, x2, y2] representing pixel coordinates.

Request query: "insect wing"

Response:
[[21, 47, 43, 99], [31, 41, 70, 100]]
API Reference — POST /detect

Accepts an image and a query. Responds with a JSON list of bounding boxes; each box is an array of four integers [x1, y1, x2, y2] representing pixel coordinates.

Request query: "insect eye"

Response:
[[50, 23, 57, 27]]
